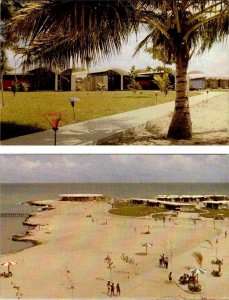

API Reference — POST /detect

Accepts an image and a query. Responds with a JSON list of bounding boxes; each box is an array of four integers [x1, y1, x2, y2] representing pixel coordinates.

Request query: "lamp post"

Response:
[[155, 92, 158, 104], [67, 97, 80, 122], [44, 112, 62, 145]]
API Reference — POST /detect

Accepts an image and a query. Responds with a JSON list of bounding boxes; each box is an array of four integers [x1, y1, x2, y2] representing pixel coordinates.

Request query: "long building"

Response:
[[190, 76, 229, 90], [130, 195, 229, 210], [59, 194, 105, 201]]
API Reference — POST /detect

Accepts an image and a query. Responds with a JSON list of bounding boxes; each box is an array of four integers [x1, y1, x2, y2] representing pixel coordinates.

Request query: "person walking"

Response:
[[169, 272, 172, 283], [107, 281, 110, 295], [116, 283, 121, 296], [110, 282, 115, 297], [165, 257, 169, 269]]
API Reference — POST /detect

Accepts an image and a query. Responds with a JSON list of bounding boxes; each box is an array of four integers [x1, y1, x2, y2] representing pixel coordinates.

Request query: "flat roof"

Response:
[[203, 200, 229, 204], [59, 194, 104, 197], [130, 198, 195, 206], [148, 200, 195, 206]]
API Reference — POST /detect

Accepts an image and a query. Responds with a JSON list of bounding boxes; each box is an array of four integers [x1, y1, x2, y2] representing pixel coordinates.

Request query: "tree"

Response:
[[127, 66, 142, 93], [9, 1, 229, 139], [0, 0, 24, 106], [96, 82, 106, 93], [134, 0, 229, 139], [153, 73, 171, 96]]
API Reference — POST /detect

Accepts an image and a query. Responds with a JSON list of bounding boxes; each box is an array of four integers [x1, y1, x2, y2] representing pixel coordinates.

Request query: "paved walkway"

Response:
[[1, 92, 222, 145]]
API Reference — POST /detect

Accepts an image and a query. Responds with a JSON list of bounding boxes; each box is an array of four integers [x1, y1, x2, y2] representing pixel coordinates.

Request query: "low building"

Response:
[[59, 194, 105, 201], [203, 200, 229, 210], [3, 72, 33, 91], [190, 76, 229, 90], [129, 198, 196, 210], [135, 71, 175, 90]]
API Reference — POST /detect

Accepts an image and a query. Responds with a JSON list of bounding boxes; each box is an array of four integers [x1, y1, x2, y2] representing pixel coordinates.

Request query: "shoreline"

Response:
[[3, 200, 57, 256], [1, 200, 228, 298]]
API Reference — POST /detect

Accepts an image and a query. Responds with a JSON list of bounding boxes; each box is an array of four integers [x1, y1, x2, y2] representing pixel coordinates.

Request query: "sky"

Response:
[[7, 29, 229, 77], [0, 155, 228, 184]]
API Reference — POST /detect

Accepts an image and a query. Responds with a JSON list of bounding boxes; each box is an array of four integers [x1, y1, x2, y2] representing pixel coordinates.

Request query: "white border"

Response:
[[1, 145, 228, 154]]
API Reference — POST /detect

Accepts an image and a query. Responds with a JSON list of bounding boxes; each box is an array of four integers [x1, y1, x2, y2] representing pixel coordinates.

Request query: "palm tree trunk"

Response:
[[0, 74, 5, 107], [167, 53, 192, 139]]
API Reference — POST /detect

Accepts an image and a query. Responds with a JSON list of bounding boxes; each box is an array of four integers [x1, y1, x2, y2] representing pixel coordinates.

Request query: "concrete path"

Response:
[[1, 92, 222, 145]]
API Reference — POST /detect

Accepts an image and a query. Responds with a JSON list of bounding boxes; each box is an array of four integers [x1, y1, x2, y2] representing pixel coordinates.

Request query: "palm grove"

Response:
[[2, 0, 229, 139]]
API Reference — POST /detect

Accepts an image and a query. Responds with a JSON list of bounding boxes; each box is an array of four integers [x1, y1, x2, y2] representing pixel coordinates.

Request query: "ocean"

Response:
[[1, 182, 229, 255]]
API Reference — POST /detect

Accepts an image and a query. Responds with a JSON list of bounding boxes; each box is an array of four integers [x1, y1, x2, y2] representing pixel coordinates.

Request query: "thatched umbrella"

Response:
[[142, 242, 153, 255], [1, 260, 17, 275]]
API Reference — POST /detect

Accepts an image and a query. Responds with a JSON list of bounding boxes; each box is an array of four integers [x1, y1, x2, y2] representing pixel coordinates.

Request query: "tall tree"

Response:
[[135, 0, 229, 139], [8, 0, 229, 139], [0, 0, 24, 106]]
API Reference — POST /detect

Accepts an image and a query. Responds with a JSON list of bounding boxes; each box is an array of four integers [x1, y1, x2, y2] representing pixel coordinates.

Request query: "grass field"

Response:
[[109, 201, 167, 217], [0, 90, 199, 140], [200, 209, 229, 219]]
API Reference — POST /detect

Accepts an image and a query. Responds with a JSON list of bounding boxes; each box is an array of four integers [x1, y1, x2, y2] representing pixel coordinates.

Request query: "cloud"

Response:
[[0, 155, 228, 184]]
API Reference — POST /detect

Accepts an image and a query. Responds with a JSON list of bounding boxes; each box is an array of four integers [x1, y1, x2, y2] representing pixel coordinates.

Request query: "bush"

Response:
[[10, 81, 30, 93]]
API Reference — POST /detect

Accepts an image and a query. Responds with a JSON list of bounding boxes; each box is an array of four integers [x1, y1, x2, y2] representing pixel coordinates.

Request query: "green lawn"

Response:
[[200, 209, 229, 219], [0, 90, 199, 140], [109, 202, 167, 217]]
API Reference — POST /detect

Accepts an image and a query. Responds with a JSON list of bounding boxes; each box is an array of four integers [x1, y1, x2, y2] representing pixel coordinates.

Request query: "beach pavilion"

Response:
[[59, 194, 105, 201]]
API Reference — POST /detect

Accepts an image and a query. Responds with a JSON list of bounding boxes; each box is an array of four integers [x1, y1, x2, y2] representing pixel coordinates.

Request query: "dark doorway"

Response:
[[108, 71, 121, 90]]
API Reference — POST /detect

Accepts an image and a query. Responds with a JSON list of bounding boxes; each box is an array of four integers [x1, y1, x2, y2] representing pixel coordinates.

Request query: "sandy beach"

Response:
[[1, 200, 229, 299], [105, 91, 229, 145]]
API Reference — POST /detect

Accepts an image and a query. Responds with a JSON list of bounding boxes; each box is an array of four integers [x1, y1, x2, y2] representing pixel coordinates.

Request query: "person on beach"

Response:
[[225, 231, 227, 238], [107, 281, 111, 295], [116, 283, 121, 296], [164, 257, 169, 269], [159, 255, 164, 267], [110, 283, 115, 296], [169, 272, 172, 282]]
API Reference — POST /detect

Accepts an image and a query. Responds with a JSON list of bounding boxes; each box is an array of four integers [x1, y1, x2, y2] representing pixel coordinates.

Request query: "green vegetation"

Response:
[[0, 90, 199, 140], [4, 1, 229, 140], [109, 202, 167, 217], [200, 209, 229, 219]]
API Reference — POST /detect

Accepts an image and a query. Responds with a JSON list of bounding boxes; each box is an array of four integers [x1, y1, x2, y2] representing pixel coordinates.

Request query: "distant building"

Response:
[[3, 68, 58, 91], [130, 195, 229, 211], [190, 76, 229, 90], [59, 194, 105, 201], [3, 72, 33, 91], [135, 71, 175, 90]]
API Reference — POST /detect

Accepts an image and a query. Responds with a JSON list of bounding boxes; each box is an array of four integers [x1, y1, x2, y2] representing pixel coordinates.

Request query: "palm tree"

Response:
[[153, 73, 170, 96], [134, 0, 229, 139], [9, 0, 138, 69], [9, 0, 229, 139], [0, 0, 24, 106]]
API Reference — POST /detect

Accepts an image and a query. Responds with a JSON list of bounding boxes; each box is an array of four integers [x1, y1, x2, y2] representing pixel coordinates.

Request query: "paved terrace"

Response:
[[1, 91, 222, 145]]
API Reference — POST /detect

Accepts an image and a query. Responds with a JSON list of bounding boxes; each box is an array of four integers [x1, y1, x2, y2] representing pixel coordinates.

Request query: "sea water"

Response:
[[1, 183, 229, 254]]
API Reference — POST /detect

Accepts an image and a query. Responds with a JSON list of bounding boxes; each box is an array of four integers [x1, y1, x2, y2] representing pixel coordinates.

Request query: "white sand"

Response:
[[107, 91, 229, 145], [1, 201, 229, 299]]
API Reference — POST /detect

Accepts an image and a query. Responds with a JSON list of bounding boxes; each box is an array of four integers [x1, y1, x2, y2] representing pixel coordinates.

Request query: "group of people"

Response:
[[107, 281, 121, 297], [179, 273, 197, 285], [159, 254, 169, 269]]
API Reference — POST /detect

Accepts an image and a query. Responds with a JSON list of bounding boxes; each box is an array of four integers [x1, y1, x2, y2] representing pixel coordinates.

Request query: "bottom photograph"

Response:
[[0, 154, 228, 299]]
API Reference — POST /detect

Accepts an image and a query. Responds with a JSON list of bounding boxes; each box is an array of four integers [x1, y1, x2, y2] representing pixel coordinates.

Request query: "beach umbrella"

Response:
[[142, 242, 153, 254], [1, 260, 17, 274], [190, 267, 206, 282]]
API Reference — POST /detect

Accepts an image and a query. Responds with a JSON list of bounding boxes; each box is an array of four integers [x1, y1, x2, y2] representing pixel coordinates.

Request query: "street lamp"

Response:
[[44, 112, 62, 145], [155, 92, 158, 104], [67, 97, 80, 122]]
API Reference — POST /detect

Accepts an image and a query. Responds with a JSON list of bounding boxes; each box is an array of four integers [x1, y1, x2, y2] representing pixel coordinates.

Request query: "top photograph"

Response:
[[1, 0, 228, 146]]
